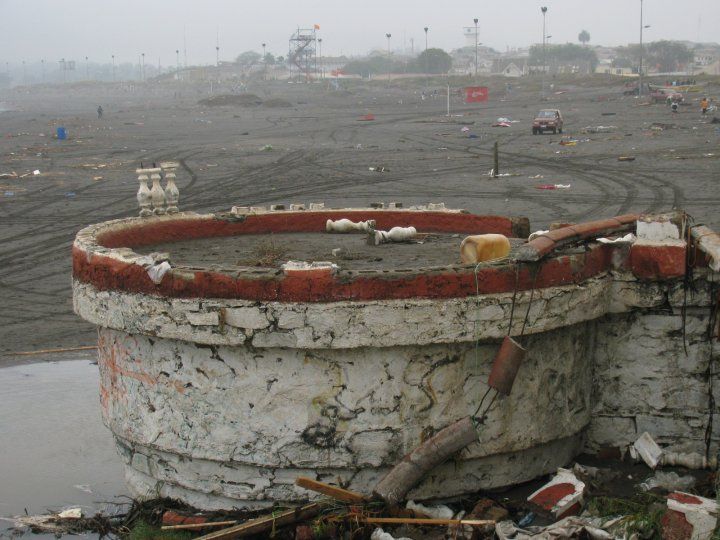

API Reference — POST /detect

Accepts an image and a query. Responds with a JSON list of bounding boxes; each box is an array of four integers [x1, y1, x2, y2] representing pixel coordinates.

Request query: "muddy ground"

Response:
[[1, 75, 718, 357]]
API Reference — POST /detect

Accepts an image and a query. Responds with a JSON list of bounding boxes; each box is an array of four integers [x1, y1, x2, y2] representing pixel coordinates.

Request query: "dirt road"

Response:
[[1, 76, 718, 356]]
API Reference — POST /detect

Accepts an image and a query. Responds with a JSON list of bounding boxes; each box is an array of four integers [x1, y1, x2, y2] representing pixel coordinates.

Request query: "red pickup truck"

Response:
[[532, 109, 564, 135]]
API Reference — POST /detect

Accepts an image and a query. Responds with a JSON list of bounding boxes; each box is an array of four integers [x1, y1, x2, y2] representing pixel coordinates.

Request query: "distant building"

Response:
[[492, 59, 527, 77]]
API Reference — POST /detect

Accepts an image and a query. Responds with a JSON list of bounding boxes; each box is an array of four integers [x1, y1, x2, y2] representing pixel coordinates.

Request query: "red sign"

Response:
[[465, 86, 489, 103]]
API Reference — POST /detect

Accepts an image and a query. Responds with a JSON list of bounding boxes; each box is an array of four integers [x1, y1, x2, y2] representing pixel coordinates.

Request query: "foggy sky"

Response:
[[1, 0, 719, 67]]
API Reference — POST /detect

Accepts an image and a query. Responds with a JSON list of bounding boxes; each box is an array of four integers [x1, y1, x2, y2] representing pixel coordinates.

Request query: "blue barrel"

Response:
[[56, 127, 67, 140]]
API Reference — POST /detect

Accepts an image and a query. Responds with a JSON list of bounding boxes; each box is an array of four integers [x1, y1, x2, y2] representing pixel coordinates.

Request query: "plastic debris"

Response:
[[581, 125, 617, 134], [370, 529, 413, 540], [260, 144, 274, 151], [146, 261, 172, 284], [528, 230, 550, 241], [406, 500, 454, 520], [596, 233, 636, 244], [369, 166, 388, 172], [58, 508, 82, 519], [359, 113, 376, 121], [618, 156, 636, 162], [632, 432, 663, 469], [496, 516, 614, 540], [640, 471, 696, 492], [517, 512, 535, 527], [461, 126, 470, 132]]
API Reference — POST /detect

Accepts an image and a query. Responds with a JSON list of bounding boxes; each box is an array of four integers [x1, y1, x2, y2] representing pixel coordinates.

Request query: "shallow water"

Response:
[[0, 360, 126, 527]]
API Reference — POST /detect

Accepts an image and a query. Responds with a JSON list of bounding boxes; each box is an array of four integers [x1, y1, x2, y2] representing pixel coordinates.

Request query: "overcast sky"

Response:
[[1, 0, 719, 66]]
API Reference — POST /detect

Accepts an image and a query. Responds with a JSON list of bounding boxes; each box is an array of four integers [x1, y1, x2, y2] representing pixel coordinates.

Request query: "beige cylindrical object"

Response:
[[460, 234, 511, 264]]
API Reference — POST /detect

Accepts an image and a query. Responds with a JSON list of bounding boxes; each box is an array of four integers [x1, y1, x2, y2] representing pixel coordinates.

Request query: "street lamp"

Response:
[[176, 49, 180, 80], [141, 53, 145, 81], [541, 6, 548, 96], [85, 56, 89, 80], [41, 59, 45, 82], [111, 54, 116, 82], [474, 18, 479, 76], [639, 0, 648, 96]]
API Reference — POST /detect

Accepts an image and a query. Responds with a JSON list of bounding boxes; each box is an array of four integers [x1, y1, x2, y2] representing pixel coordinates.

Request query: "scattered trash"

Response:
[[581, 125, 616, 134], [73, 484, 93, 494], [57, 508, 82, 520], [370, 529, 413, 540], [618, 156, 636, 161], [529, 230, 550, 241], [3, 191, 14, 197], [65, 192, 76, 198], [92, 176, 104, 181], [369, 166, 388, 172], [517, 512, 536, 527], [528, 174, 544, 179], [359, 113, 376, 121], [535, 184, 571, 190], [596, 233, 636, 244], [0, 172, 18, 179], [406, 500, 454, 520], [492, 121, 512, 128], [497, 516, 614, 540], [559, 140, 577, 146], [527, 468, 586, 518], [601, 112, 617, 116], [632, 432, 663, 469], [260, 144, 274, 152], [640, 471, 696, 492], [32, 169, 41, 175], [461, 126, 470, 132], [56, 127, 67, 140], [468, 134, 478, 139]]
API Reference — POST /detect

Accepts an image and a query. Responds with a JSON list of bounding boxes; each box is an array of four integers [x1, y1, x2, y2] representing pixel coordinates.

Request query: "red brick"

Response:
[[661, 509, 693, 540], [630, 242, 686, 280], [162, 510, 207, 526]]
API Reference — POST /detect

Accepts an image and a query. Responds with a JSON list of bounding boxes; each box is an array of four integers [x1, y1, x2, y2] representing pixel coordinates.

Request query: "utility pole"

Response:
[[474, 18, 479, 76], [386, 33, 392, 83], [424, 26, 429, 87], [22, 60, 26, 85], [141, 52, 145, 81], [262, 42, 267, 80], [111, 55, 116, 82], [85, 56, 89, 79], [183, 26, 188, 68], [318, 38, 323, 79], [216, 29, 220, 67], [41, 59, 45, 82], [176, 49, 180, 80], [541, 6, 548, 97]]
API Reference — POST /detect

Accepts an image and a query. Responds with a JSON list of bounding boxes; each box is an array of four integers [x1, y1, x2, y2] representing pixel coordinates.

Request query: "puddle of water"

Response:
[[0, 360, 127, 524]]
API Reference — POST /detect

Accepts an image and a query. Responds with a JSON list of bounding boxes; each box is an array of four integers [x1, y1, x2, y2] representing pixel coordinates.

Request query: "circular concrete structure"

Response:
[[73, 206, 647, 510]]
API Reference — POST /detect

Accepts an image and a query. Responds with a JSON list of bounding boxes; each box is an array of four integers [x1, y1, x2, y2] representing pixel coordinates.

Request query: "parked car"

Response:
[[532, 109, 564, 135], [650, 88, 683, 104]]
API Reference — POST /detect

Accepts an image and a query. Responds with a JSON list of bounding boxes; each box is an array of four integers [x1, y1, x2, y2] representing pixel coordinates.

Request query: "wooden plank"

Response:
[[161, 520, 238, 531], [361, 517, 495, 528], [196, 503, 324, 540], [295, 477, 366, 504]]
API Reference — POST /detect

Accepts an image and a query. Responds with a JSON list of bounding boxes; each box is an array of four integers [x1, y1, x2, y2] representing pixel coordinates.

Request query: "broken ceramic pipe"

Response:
[[326, 218, 376, 234], [369, 226, 417, 246], [527, 468, 586, 519], [664, 492, 718, 540], [460, 234, 511, 264]]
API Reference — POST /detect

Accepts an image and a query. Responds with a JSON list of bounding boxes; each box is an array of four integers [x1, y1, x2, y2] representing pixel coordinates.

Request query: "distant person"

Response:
[[671, 101, 679, 113], [97, 105, 103, 119], [701, 97, 709, 115]]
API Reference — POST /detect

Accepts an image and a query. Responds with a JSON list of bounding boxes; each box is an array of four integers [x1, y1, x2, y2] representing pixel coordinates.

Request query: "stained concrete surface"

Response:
[[1, 77, 718, 355], [0, 359, 126, 525], [137, 232, 526, 270]]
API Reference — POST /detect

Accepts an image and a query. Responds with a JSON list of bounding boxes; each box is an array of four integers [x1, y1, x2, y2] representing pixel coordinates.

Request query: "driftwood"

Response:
[[360, 517, 494, 528], [195, 503, 324, 540], [4, 345, 97, 356], [373, 416, 477, 505], [161, 520, 238, 531], [295, 477, 366, 504]]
